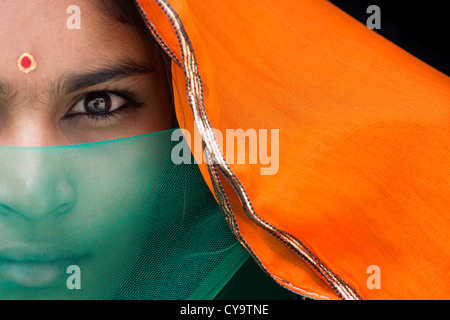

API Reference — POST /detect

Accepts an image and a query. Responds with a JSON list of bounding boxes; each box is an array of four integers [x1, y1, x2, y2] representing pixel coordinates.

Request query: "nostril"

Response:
[[0, 204, 13, 216], [53, 202, 75, 217], [0, 203, 14, 216], [0, 203, 33, 221], [0, 177, 76, 222]]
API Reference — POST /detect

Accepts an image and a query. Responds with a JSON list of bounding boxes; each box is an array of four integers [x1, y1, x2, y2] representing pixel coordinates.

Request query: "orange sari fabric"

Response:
[[137, 0, 450, 299]]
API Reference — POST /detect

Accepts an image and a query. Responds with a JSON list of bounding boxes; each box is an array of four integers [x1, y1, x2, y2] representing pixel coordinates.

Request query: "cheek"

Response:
[[69, 129, 181, 240], [61, 130, 183, 284], [144, 71, 174, 130]]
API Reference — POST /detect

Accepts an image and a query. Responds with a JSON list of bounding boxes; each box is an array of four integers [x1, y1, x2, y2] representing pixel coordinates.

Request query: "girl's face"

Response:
[[0, 0, 176, 299], [0, 0, 173, 146]]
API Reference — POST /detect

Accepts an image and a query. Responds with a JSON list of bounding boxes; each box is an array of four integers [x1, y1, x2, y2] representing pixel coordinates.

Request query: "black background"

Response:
[[328, 0, 449, 76]]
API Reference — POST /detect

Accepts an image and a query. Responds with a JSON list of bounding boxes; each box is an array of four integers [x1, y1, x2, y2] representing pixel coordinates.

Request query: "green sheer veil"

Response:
[[0, 128, 248, 299]]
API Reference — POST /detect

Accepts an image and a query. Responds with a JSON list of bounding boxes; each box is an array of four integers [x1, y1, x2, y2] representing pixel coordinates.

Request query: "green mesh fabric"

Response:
[[0, 128, 249, 299]]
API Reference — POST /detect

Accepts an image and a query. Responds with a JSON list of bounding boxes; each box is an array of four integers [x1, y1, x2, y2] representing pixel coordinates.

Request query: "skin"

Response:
[[0, 0, 176, 299], [0, 0, 173, 146]]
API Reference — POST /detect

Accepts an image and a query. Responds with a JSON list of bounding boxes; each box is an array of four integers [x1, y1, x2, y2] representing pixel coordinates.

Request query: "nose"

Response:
[[0, 147, 76, 222], [0, 116, 67, 147]]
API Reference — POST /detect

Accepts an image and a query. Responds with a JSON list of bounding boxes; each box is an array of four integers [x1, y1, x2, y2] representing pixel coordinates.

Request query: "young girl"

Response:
[[0, 0, 448, 300], [0, 0, 296, 300]]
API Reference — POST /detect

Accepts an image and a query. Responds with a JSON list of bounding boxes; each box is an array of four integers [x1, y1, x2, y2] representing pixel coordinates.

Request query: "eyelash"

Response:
[[63, 90, 144, 125], [73, 103, 129, 125]]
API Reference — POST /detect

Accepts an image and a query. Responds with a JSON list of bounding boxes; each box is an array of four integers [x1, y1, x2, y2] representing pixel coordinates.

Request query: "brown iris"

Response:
[[84, 92, 111, 114]]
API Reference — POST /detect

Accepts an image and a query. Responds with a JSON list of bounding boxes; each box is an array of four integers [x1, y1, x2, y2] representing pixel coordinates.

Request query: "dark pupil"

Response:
[[85, 93, 111, 113]]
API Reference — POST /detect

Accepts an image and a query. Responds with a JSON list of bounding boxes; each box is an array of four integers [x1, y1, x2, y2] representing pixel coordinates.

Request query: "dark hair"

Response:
[[98, 0, 178, 128], [97, 0, 151, 34]]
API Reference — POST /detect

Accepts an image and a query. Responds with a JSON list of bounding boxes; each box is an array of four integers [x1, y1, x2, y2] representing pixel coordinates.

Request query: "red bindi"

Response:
[[18, 53, 36, 73], [21, 56, 32, 69]]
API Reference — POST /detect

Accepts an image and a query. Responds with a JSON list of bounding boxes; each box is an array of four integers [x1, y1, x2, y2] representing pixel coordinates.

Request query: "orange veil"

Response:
[[136, 0, 450, 299]]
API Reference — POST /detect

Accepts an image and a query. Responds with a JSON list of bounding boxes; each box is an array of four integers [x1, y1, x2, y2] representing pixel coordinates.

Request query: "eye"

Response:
[[71, 91, 127, 115], [62, 90, 145, 125]]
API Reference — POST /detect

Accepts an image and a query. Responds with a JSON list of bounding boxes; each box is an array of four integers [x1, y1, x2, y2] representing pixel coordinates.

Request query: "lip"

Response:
[[0, 246, 90, 288]]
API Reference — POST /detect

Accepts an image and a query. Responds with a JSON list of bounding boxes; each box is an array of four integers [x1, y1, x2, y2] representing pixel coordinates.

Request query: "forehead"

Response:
[[0, 0, 152, 81]]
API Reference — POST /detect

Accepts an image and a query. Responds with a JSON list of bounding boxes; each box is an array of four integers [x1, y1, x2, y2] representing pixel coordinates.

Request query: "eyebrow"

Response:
[[0, 58, 156, 103], [61, 59, 155, 94]]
